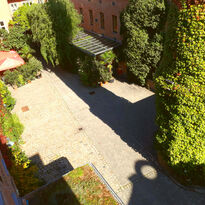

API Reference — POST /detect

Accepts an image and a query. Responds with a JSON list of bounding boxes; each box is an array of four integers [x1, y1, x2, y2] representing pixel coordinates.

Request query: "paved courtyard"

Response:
[[11, 68, 205, 205]]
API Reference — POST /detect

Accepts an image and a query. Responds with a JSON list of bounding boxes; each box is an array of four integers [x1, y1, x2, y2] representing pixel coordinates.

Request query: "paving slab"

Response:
[[10, 68, 205, 205]]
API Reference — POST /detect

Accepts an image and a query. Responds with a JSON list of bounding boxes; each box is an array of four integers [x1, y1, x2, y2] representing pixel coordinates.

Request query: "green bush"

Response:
[[120, 0, 165, 85], [2, 113, 24, 143], [77, 53, 113, 86], [78, 56, 100, 86], [17, 57, 43, 82], [9, 4, 31, 32], [155, 3, 205, 184], [3, 57, 43, 87], [0, 80, 16, 111]]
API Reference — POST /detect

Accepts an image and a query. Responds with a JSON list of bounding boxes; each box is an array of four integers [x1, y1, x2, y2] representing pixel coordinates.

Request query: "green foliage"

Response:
[[0, 80, 16, 111], [0, 28, 8, 38], [155, 3, 205, 183], [99, 50, 116, 66], [120, 0, 165, 85], [28, 0, 81, 65], [28, 4, 57, 65], [3, 70, 19, 86], [9, 5, 31, 31], [3, 57, 43, 87], [3, 26, 28, 51], [2, 113, 24, 143], [18, 57, 43, 82], [77, 54, 113, 86], [46, 0, 81, 65], [78, 56, 100, 86]]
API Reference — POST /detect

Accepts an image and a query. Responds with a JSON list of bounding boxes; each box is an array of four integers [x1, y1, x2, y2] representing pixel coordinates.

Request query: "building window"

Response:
[[100, 12, 104, 29], [89, 10, 93, 25], [112, 15, 117, 33], [0, 21, 6, 30], [80, 8, 84, 23], [22, 1, 33, 6], [9, 3, 18, 13]]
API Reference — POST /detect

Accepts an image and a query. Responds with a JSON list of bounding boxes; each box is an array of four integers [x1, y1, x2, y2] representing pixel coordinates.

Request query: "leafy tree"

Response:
[[120, 0, 165, 85], [155, 2, 205, 183], [9, 5, 31, 32], [28, 4, 57, 65], [28, 0, 81, 65], [2, 26, 27, 50]]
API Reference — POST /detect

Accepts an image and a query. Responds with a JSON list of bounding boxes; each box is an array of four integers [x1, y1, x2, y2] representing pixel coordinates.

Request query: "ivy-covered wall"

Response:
[[155, 2, 205, 184]]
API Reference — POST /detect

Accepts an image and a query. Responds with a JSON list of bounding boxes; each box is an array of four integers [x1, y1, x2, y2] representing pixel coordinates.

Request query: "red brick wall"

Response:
[[71, 0, 129, 41]]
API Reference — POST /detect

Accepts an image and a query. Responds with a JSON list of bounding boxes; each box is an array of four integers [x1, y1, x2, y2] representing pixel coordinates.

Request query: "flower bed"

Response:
[[0, 81, 42, 196]]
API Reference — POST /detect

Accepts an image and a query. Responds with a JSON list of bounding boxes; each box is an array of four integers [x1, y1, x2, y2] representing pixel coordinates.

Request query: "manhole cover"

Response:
[[21, 106, 29, 112]]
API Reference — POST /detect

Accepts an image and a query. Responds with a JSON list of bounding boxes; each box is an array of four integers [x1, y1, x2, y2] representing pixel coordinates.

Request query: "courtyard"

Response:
[[10, 67, 205, 205]]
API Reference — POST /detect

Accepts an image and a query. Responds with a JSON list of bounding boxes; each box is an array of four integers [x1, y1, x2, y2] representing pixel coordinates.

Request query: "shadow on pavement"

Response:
[[26, 153, 80, 205], [128, 160, 205, 205], [49, 67, 205, 205], [30, 154, 73, 183], [52, 67, 157, 162]]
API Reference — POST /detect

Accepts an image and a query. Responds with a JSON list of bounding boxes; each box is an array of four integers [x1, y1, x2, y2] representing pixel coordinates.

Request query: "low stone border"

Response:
[[89, 163, 125, 205], [157, 152, 205, 194]]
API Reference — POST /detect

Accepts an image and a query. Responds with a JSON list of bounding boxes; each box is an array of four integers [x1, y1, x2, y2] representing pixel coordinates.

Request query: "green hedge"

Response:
[[0, 80, 16, 111], [120, 0, 165, 86], [155, 3, 205, 184]]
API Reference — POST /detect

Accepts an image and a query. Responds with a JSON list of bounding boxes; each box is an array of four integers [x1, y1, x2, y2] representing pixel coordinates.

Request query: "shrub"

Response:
[[0, 80, 16, 111], [155, 3, 205, 183], [120, 0, 165, 85], [78, 54, 113, 86], [78, 56, 100, 86], [9, 145, 42, 196], [17, 57, 43, 82], [3, 57, 43, 87], [2, 113, 24, 143], [2, 26, 28, 51]]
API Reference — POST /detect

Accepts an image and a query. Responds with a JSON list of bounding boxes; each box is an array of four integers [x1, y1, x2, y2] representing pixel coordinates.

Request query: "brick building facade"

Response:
[[71, 0, 129, 42]]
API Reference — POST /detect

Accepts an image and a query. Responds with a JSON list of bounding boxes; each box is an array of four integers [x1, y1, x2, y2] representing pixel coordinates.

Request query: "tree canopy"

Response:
[[120, 0, 165, 85]]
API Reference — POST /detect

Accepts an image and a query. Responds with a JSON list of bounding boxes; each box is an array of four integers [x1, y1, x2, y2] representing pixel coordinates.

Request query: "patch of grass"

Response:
[[27, 165, 118, 205]]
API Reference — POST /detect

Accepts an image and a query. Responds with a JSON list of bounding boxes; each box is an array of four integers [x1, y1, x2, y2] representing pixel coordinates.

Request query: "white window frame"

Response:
[[0, 21, 6, 30], [9, 3, 19, 13], [22, 0, 33, 6]]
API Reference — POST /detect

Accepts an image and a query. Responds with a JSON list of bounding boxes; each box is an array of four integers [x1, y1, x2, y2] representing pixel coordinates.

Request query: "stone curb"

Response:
[[89, 163, 125, 205]]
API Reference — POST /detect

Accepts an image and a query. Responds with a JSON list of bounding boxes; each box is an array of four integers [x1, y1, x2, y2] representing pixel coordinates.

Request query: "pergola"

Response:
[[72, 30, 121, 56]]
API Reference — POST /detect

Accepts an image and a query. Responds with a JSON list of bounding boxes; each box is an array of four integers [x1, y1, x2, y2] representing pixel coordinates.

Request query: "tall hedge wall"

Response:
[[155, 2, 205, 183]]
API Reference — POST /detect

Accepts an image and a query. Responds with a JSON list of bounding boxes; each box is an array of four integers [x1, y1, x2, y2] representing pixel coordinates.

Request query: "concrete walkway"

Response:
[[11, 68, 205, 205]]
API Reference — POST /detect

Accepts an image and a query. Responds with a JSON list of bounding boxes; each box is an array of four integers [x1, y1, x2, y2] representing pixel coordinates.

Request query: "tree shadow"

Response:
[[128, 160, 205, 205], [24, 153, 81, 205]]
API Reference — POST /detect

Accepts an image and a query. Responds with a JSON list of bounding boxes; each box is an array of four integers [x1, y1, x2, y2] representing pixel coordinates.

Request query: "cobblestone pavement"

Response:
[[11, 69, 205, 205]]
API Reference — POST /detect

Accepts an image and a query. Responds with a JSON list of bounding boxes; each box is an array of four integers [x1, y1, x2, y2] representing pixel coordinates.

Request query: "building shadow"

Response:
[[51, 67, 157, 162], [25, 153, 80, 205], [128, 160, 205, 205], [29, 154, 73, 183], [49, 68, 205, 205]]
